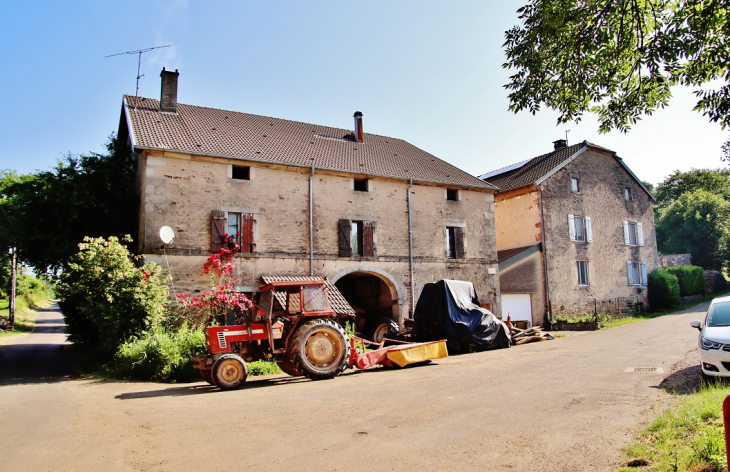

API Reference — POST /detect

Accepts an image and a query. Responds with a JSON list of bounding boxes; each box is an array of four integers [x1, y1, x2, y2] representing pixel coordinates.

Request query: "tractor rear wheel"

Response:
[[289, 319, 349, 380], [212, 354, 248, 390], [276, 357, 303, 377], [368, 317, 399, 344]]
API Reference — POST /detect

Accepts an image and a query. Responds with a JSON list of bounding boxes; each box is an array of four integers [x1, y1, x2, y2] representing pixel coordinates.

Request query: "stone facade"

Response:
[[492, 145, 659, 323], [137, 150, 500, 325], [540, 149, 659, 315]]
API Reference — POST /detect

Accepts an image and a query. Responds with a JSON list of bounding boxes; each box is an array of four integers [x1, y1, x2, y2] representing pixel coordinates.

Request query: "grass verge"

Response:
[[618, 381, 730, 472], [0, 294, 51, 342], [601, 288, 730, 330]]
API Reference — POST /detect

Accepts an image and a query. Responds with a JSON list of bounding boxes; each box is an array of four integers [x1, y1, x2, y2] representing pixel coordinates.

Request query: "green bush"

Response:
[[16, 275, 47, 296], [648, 269, 680, 309], [56, 236, 168, 357], [111, 323, 206, 382], [664, 265, 706, 296]]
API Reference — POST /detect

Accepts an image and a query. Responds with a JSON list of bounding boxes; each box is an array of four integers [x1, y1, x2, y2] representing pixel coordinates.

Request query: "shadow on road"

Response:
[[0, 344, 79, 386], [657, 364, 703, 395], [115, 375, 320, 400]]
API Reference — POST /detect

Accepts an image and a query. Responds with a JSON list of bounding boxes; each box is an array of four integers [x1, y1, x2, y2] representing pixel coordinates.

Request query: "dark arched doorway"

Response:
[[334, 272, 398, 341]]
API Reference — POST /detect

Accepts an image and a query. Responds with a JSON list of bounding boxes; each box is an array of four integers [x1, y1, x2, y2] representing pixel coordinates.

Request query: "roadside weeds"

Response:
[[0, 295, 52, 344]]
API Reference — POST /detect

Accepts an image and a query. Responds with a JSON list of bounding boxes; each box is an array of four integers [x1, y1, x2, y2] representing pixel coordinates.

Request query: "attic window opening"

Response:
[[354, 178, 369, 192], [624, 187, 633, 201], [446, 189, 460, 201], [232, 166, 250, 180], [571, 177, 580, 193]]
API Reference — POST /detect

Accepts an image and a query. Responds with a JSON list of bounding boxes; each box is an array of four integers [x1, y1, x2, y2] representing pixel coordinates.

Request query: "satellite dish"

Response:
[[159, 226, 175, 245]]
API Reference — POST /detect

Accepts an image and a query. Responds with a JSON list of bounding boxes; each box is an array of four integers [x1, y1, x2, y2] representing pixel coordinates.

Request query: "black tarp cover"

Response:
[[414, 279, 511, 352]]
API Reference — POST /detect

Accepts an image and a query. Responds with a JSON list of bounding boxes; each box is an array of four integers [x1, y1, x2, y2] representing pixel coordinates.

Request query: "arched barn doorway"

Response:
[[334, 271, 399, 342]]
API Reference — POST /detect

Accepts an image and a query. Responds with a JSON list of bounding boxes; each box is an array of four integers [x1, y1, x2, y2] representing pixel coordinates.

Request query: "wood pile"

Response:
[[0, 317, 12, 333], [505, 318, 554, 345]]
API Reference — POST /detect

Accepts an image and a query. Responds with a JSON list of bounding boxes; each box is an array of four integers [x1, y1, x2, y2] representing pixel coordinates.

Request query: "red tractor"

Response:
[[192, 280, 351, 390]]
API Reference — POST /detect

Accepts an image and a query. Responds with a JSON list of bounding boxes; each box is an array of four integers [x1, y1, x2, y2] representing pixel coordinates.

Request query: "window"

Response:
[[577, 260, 589, 286], [624, 187, 632, 201], [571, 178, 580, 193], [351, 221, 363, 256], [212, 210, 255, 253], [446, 189, 460, 201], [445, 226, 465, 259], [338, 219, 374, 257], [568, 215, 593, 243], [232, 165, 250, 180], [354, 178, 369, 192], [623, 221, 644, 246], [627, 261, 648, 286]]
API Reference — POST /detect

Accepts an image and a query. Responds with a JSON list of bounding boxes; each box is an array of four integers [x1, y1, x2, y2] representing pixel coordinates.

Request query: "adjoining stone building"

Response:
[[117, 69, 501, 328], [480, 140, 659, 326]]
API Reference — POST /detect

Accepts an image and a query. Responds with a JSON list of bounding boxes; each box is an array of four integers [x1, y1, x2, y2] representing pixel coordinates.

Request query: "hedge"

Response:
[[664, 265, 706, 296], [648, 269, 680, 309]]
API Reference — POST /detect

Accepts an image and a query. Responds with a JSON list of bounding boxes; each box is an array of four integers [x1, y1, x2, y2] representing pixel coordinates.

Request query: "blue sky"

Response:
[[1, 1, 726, 186]]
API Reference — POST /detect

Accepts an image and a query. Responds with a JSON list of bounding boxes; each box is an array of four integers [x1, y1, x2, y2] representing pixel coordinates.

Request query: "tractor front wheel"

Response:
[[289, 319, 349, 380], [212, 354, 248, 390]]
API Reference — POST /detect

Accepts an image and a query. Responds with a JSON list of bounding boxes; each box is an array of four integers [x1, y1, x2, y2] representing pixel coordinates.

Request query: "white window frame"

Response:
[[577, 260, 589, 286], [571, 177, 579, 193], [623, 221, 644, 246], [627, 261, 648, 286], [569, 214, 593, 243]]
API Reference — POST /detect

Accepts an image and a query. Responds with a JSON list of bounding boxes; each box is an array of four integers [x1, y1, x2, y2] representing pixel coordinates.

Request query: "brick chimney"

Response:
[[553, 139, 567, 150], [160, 68, 179, 113], [353, 111, 363, 143]]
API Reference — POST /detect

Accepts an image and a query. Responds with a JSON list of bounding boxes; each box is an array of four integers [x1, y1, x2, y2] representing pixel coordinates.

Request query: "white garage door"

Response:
[[501, 294, 532, 326]]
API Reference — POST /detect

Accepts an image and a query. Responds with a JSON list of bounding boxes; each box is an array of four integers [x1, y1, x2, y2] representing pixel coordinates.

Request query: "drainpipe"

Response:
[[309, 165, 315, 276], [407, 179, 415, 318], [538, 186, 552, 325]]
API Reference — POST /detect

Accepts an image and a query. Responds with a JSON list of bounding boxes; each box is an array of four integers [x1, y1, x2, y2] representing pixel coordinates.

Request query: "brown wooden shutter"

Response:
[[338, 219, 352, 257], [454, 227, 465, 259], [241, 213, 255, 253], [211, 210, 226, 252], [363, 220, 374, 257]]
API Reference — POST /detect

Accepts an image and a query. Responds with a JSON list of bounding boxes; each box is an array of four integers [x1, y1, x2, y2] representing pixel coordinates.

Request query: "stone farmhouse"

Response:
[[117, 69, 501, 329], [480, 140, 659, 327]]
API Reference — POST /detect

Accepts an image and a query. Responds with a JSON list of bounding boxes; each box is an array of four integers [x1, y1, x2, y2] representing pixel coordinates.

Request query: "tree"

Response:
[[655, 189, 730, 270], [56, 236, 167, 357], [654, 168, 730, 209], [2, 135, 137, 275], [504, 0, 730, 153]]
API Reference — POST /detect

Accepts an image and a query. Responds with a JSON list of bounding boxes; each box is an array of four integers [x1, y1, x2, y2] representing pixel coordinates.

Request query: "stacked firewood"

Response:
[[505, 319, 554, 345]]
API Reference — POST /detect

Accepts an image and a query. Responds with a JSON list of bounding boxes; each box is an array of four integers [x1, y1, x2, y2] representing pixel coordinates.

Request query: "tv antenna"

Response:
[[105, 45, 172, 96], [565, 129, 571, 145]]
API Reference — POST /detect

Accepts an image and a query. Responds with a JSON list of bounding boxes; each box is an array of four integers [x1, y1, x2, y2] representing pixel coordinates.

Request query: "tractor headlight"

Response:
[[701, 336, 723, 350]]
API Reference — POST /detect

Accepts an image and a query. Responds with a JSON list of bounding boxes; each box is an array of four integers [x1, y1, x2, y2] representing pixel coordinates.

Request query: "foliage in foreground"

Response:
[[503, 0, 730, 156], [111, 324, 206, 382], [57, 236, 168, 357], [619, 382, 730, 472]]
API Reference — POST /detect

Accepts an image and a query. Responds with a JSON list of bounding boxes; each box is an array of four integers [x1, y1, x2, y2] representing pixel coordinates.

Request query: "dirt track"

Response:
[[0, 302, 707, 471]]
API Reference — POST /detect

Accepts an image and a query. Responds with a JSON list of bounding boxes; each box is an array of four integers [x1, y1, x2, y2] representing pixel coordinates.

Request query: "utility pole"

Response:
[[9, 247, 16, 325]]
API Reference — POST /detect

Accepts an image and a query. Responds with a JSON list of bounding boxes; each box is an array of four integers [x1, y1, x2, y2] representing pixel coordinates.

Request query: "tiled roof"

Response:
[[124, 96, 496, 190], [497, 244, 540, 263], [480, 143, 585, 192], [260, 275, 356, 316]]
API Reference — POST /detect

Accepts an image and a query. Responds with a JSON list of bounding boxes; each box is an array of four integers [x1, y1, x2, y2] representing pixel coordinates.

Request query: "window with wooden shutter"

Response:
[[211, 210, 226, 252], [241, 213, 255, 253], [363, 220, 375, 257], [338, 219, 352, 257], [454, 227, 466, 259]]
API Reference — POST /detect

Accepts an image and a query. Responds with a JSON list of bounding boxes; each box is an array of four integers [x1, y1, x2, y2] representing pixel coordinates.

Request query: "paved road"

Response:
[[0, 302, 707, 471]]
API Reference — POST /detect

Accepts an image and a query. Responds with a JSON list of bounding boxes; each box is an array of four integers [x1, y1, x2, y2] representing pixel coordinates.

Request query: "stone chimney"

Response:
[[553, 139, 567, 150], [160, 68, 179, 113], [353, 111, 363, 143]]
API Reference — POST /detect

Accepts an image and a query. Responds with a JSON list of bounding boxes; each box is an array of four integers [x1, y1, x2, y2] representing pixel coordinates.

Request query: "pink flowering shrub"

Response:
[[176, 232, 254, 326]]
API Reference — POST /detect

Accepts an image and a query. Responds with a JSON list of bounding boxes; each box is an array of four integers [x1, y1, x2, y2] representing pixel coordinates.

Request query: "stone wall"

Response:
[[138, 150, 500, 323], [541, 149, 659, 313]]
